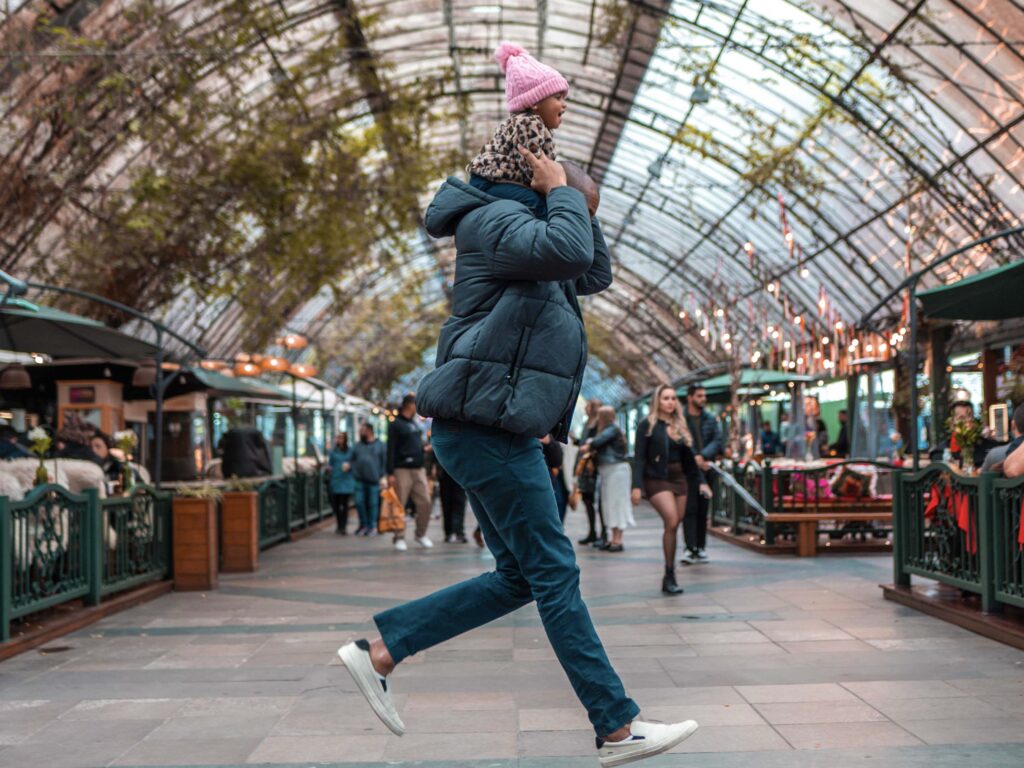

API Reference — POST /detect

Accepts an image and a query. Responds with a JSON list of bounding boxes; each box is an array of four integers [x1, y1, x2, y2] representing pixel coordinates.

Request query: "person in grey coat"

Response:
[[338, 149, 698, 764]]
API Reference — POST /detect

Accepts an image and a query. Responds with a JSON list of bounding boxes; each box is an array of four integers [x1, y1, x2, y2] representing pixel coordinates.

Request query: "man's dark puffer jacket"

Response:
[[416, 177, 612, 443]]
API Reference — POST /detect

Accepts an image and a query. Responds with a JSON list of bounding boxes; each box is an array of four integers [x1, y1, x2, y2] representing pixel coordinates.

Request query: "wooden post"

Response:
[[982, 348, 1000, 414], [221, 491, 259, 573], [172, 496, 218, 591]]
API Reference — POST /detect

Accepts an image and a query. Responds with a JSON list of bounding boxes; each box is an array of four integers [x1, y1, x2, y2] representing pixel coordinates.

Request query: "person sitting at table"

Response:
[[90, 432, 124, 483], [56, 416, 102, 464], [0, 425, 29, 459], [759, 423, 782, 456], [986, 404, 1024, 476]]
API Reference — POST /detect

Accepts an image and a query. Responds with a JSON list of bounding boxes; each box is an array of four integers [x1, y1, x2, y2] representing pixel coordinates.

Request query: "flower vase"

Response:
[[962, 445, 975, 473], [122, 464, 134, 495], [34, 461, 48, 487]]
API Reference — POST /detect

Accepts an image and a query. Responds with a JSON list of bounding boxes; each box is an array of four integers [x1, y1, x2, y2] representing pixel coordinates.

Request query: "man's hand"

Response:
[[695, 455, 709, 472], [518, 145, 566, 195], [631, 488, 641, 507], [388, 474, 397, 489], [699, 484, 712, 499]]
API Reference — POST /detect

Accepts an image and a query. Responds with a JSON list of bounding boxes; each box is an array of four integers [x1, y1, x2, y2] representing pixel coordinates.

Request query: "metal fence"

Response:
[[257, 470, 329, 550], [711, 460, 898, 546], [894, 464, 1024, 612], [1, 483, 171, 642]]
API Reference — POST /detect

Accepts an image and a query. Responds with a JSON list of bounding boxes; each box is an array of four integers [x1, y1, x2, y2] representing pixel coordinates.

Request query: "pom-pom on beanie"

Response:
[[494, 41, 569, 113]]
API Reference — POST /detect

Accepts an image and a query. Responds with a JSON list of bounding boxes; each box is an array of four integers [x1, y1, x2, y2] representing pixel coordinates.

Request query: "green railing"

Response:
[[100, 485, 172, 596], [1, 483, 172, 642], [257, 477, 290, 549], [894, 464, 1024, 612], [710, 460, 899, 546]]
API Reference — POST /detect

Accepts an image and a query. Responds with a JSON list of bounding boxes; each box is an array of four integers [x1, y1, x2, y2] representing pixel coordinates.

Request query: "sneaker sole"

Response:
[[599, 721, 698, 767], [337, 644, 405, 736]]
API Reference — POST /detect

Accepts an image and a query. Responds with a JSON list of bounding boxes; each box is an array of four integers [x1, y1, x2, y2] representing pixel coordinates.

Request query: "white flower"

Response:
[[113, 430, 137, 445], [27, 427, 48, 442]]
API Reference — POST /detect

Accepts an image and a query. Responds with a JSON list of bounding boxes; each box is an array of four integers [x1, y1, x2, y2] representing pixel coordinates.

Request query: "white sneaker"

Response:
[[679, 550, 696, 565], [597, 719, 698, 767], [694, 549, 709, 563], [415, 535, 433, 549], [337, 640, 405, 736], [393, 539, 408, 551]]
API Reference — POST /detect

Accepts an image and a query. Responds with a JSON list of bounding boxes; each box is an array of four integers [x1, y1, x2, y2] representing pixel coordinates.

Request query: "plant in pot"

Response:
[[27, 427, 51, 486]]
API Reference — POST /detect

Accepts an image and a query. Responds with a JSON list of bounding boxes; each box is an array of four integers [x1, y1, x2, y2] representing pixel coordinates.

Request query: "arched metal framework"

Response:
[[2, 0, 1022, 395]]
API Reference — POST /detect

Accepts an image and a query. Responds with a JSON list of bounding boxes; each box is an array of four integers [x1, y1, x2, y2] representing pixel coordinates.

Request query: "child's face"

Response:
[[533, 92, 567, 130]]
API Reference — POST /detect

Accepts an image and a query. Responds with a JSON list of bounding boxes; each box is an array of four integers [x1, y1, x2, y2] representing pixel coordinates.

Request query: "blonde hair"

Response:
[[596, 405, 617, 431], [646, 384, 693, 445]]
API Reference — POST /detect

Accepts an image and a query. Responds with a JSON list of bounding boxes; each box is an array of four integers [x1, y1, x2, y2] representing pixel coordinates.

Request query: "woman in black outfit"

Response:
[[576, 399, 607, 546], [632, 384, 710, 595]]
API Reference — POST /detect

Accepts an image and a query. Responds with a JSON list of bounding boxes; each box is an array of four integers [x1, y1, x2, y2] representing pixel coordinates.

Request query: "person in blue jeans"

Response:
[[350, 423, 386, 535], [338, 148, 697, 766]]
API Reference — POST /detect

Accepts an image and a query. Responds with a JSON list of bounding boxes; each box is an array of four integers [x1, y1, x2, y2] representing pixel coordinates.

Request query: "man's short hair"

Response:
[[360, 422, 374, 435], [687, 383, 705, 397], [1013, 403, 1024, 436], [401, 393, 416, 409], [0, 425, 19, 441]]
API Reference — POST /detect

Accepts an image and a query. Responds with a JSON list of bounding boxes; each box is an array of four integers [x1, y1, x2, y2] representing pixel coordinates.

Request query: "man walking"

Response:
[[681, 384, 722, 564], [351, 423, 386, 536], [338, 149, 697, 765], [387, 393, 433, 551]]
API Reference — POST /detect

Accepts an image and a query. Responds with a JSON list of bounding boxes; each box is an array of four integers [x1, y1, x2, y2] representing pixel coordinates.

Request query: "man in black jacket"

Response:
[[682, 384, 722, 564], [387, 394, 433, 551]]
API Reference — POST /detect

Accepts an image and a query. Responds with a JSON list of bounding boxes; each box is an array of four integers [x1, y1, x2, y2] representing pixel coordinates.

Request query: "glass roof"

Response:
[[2, 0, 1023, 395]]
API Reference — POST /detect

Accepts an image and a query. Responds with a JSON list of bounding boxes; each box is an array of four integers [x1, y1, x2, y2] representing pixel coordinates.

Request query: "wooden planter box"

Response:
[[172, 496, 218, 591], [221, 491, 259, 573]]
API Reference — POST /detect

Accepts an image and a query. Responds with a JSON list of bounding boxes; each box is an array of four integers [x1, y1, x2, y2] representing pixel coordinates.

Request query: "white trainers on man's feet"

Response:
[[597, 719, 698, 767], [415, 535, 433, 549], [337, 640, 405, 736], [393, 539, 407, 551], [694, 548, 709, 563]]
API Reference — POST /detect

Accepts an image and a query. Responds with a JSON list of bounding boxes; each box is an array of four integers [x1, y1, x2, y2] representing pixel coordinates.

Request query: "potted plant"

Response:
[[172, 484, 223, 591], [27, 427, 51, 486], [221, 476, 260, 573]]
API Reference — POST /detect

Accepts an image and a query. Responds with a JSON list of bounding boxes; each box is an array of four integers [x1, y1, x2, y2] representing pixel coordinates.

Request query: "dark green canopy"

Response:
[[681, 368, 812, 397], [919, 259, 1024, 321], [0, 298, 157, 359]]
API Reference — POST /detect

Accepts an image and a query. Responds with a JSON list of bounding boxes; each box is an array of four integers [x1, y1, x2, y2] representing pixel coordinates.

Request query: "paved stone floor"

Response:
[[2, 503, 1024, 767]]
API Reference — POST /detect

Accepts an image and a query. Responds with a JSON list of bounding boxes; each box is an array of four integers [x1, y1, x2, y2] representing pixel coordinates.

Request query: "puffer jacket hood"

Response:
[[424, 178, 496, 238], [416, 176, 613, 442]]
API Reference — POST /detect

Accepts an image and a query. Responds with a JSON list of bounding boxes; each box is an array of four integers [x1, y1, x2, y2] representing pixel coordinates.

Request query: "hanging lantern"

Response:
[[290, 362, 317, 378], [261, 356, 289, 372]]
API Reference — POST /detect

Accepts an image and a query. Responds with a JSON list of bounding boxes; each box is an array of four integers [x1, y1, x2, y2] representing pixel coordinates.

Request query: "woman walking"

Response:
[[328, 432, 355, 534], [576, 399, 608, 546], [632, 385, 710, 594], [584, 406, 633, 551]]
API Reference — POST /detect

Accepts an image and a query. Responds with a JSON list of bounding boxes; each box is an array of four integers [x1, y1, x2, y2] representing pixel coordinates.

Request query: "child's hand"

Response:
[[518, 146, 566, 194]]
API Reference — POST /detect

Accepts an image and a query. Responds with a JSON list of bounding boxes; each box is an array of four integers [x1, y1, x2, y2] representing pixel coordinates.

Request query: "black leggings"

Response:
[[583, 491, 607, 539], [440, 471, 467, 537], [331, 493, 351, 532]]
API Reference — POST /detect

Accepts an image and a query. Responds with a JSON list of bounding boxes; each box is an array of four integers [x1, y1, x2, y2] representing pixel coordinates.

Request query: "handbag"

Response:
[[568, 486, 582, 510], [378, 487, 407, 533], [575, 451, 597, 495]]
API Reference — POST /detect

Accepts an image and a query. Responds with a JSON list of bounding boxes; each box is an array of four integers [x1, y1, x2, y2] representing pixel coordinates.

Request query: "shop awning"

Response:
[[684, 368, 813, 397], [0, 298, 158, 359], [190, 368, 290, 400], [919, 259, 1024, 321]]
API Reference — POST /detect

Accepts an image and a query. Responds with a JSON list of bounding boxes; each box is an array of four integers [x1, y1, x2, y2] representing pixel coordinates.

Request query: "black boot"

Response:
[[578, 532, 597, 545], [662, 567, 683, 595]]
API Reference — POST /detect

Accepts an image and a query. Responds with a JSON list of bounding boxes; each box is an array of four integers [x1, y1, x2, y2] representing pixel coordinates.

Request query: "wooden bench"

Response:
[[767, 509, 893, 556]]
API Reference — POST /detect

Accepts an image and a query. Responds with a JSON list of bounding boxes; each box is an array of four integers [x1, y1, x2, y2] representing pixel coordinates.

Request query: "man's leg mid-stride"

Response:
[[338, 420, 697, 764]]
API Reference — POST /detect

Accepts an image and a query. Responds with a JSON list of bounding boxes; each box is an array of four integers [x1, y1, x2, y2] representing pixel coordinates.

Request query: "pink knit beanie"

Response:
[[495, 41, 569, 113]]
